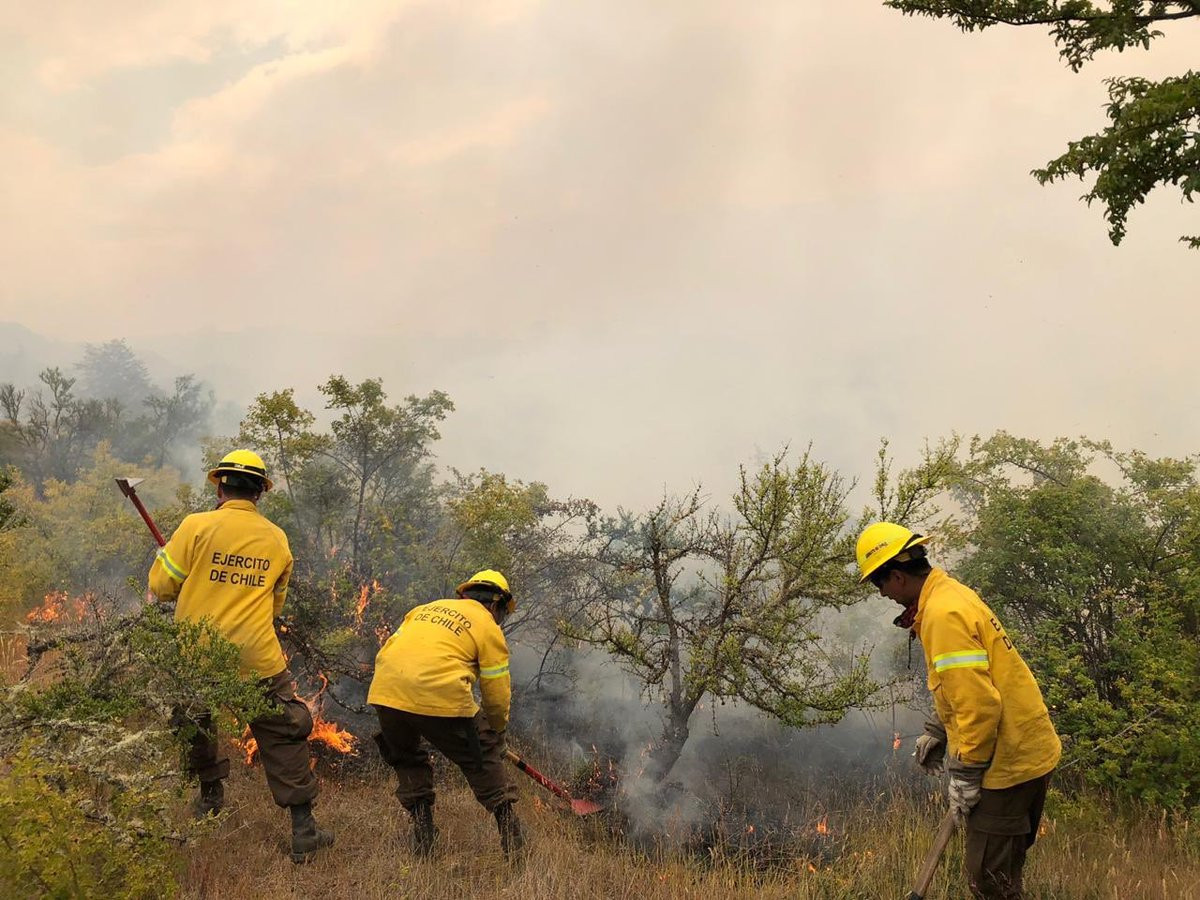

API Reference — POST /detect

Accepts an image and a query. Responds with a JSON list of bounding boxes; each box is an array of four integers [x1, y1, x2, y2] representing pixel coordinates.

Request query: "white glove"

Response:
[[946, 762, 987, 816]]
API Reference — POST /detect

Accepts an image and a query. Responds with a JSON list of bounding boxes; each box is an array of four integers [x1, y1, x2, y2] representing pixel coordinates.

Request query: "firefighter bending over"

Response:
[[857, 523, 1060, 900], [368, 570, 524, 860], [149, 449, 333, 863]]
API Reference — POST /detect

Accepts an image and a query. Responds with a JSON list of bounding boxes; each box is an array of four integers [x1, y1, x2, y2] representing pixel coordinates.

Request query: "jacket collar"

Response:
[[217, 499, 259, 513], [910, 567, 946, 631]]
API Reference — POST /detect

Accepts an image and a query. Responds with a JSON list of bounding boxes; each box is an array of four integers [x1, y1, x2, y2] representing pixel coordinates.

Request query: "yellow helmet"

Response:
[[855, 522, 929, 583], [456, 569, 515, 613], [207, 449, 273, 492]]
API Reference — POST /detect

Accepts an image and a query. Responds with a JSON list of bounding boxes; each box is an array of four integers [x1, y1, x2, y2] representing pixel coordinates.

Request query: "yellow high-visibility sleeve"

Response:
[[926, 608, 1001, 765], [475, 618, 512, 734], [150, 500, 291, 679], [272, 553, 292, 618], [368, 598, 513, 732], [915, 569, 1061, 790], [148, 518, 196, 602]]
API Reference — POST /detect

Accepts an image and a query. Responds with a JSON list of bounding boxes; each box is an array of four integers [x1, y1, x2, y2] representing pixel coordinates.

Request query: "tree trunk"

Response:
[[647, 726, 688, 784], [646, 693, 698, 783]]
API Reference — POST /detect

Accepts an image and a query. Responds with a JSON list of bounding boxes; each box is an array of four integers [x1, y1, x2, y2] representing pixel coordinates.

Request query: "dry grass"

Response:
[[0, 633, 24, 683], [180, 761, 1200, 900]]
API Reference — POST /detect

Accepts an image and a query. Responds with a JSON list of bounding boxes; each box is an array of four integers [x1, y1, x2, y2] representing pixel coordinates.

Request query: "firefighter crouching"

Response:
[[368, 570, 524, 860], [149, 449, 333, 863], [857, 523, 1060, 900]]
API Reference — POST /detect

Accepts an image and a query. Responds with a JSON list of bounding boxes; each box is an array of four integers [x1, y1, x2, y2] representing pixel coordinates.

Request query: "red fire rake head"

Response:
[[505, 749, 604, 816]]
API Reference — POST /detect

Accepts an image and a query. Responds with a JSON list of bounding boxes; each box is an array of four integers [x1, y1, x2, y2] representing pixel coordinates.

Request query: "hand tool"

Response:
[[907, 808, 960, 899], [505, 748, 604, 816], [115, 477, 166, 547]]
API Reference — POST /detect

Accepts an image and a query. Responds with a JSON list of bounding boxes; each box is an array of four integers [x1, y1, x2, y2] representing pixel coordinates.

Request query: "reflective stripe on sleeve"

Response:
[[479, 663, 510, 679], [933, 650, 989, 672], [156, 548, 188, 582]]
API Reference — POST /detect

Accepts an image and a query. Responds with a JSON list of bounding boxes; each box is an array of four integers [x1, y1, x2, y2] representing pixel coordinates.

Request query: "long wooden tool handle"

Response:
[[505, 749, 574, 802], [118, 483, 166, 547], [907, 809, 960, 900]]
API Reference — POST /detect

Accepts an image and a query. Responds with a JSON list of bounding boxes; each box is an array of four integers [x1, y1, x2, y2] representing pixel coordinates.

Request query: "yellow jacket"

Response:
[[148, 499, 292, 679], [915, 568, 1061, 789], [367, 598, 512, 732]]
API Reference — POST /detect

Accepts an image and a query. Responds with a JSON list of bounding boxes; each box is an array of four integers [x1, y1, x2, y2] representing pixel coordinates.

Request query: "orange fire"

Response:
[[816, 816, 829, 835], [302, 673, 357, 762], [354, 584, 369, 625], [234, 674, 357, 766], [746, 824, 755, 834], [893, 731, 903, 751], [26, 591, 91, 625], [310, 711, 356, 756], [233, 727, 258, 765], [235, 715, 356, 767], [807, 862, 818, 874], [353, 580, 383, 627]]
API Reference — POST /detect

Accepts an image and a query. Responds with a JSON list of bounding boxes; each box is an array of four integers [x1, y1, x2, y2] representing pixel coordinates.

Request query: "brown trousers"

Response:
[[965, 772, 1052, 900], [373, 706, 517, 812], [173, 668, 318, 808]]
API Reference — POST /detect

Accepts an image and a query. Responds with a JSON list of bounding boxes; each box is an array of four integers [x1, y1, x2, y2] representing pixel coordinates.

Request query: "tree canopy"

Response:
[[886, 1, 1200, 247]]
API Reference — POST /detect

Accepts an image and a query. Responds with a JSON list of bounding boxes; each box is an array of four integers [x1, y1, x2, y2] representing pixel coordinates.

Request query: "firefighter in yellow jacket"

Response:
[[149, 449, 333, 863], [368, 570, 522, 859], [856, 523, 1060, 900]]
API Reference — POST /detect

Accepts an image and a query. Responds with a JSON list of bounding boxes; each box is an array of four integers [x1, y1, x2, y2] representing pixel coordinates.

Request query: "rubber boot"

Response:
[[493, 800, 526, 861], [289, 801, 334, 864], [191, 779, 224, 819], [408, 800, 438, 858]]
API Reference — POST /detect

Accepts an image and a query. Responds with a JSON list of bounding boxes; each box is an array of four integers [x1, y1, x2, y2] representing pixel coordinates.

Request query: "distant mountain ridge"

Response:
[[1, 322, 203, 398], [0, 322, 82, 386]]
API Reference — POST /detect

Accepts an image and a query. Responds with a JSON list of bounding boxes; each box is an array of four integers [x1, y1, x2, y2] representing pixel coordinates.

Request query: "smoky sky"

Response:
[[2, 2, 1197, 510]]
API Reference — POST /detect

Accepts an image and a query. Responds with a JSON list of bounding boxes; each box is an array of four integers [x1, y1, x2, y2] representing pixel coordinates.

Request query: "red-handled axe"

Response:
[[115, 477, 166, 547]]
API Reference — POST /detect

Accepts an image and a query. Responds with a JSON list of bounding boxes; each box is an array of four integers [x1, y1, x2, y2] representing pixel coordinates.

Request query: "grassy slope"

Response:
[[182, 762, 1200, 900]]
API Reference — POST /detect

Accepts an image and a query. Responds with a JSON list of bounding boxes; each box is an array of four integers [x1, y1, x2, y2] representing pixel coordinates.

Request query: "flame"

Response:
[[233, 726, 258, 765], [300, 673, 357, 762], [309, 711, 356, 757], [746, 824, 755, 834], [352, 580, 385, 629], [234, 675, 357, 766], [313, 670, 330, 698], [815, 816, 828, 835], [893, 731, 902, 751], [807, 862, 817, 874], [26, 591, 91, 625], [354, 584, 370, 626]]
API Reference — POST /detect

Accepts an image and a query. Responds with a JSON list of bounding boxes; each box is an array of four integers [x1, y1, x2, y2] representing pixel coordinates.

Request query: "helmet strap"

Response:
[[893, 598, 919, 631]]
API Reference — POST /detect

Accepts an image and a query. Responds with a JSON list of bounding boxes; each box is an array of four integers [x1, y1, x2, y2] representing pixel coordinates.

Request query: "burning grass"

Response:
[[179, 764, 1200, 899], [233, 675, 358, 768], [24, 590, 94, 625]]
